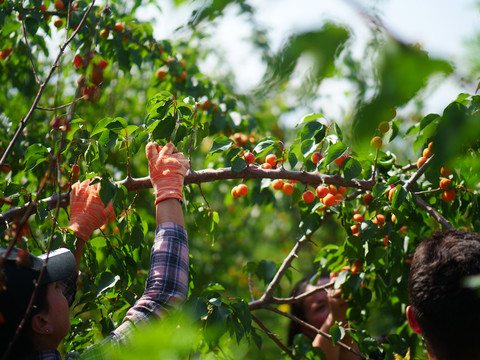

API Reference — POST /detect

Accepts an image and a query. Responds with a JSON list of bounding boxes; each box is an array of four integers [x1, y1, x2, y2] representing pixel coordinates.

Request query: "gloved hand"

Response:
[[68, 179, 115, 241], [146, 142, 189, 205]]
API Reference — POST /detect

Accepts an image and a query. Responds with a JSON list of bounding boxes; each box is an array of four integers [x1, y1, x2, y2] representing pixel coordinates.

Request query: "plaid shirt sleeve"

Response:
[[108, 221, 189, 343]]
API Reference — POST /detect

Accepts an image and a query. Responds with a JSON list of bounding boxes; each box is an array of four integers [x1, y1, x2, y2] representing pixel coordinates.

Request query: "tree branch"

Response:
[[0, 168, 374, 223], [251, 314, 300, 360], [0, 0, 96, 167]]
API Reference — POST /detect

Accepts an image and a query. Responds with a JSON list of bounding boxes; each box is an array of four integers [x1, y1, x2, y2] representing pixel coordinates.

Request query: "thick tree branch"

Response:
[[0, 168, 374, 223]]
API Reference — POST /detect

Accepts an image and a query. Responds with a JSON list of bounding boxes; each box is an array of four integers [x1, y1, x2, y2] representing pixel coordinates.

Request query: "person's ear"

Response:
[[31, 313, 51, 335], [406, 305, 422, 335]]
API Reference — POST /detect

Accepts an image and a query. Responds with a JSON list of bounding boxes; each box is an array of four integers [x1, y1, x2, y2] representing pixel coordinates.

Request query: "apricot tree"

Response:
[[1, 1, 479, 359]]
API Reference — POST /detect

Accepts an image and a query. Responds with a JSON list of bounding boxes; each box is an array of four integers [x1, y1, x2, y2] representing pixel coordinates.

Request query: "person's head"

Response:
[[407, 229, 480, 360], [0, 246, 76, 359], [288, 273, 330, 345]]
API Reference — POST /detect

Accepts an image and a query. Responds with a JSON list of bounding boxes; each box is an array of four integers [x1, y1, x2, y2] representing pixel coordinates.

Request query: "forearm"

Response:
[[156, 198, 184, 227], [312, 314, 341, 360]]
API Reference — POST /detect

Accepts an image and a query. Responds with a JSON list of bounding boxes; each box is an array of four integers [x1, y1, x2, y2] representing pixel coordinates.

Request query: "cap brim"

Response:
[[37, 248, 76, 283]]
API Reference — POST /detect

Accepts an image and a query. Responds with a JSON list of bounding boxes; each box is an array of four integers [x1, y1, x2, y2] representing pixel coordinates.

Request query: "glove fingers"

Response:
[[158, 142, 175, 157], [146, 142, 161, 162]]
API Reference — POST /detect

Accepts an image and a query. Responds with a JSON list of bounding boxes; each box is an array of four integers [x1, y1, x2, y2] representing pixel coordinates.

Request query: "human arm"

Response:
[[109, 142, 189, 342]]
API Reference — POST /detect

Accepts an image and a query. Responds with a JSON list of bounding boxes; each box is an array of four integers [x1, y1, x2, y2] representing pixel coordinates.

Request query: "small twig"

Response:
[[415, 195, 453, 229], [35, 96, 86, 111], [251, 314, 300, 360], [405, 155, 434, 192], [270, 280, 333, 305], [21, 18, 41, 84]]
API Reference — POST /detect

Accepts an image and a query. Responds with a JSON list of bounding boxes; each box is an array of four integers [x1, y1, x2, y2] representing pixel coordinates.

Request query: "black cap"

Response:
[[0, 247, 76, 354]]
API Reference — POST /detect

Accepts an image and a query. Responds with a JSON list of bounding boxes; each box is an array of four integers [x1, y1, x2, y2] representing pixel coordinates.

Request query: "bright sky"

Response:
[[144, 0, 480, 118]]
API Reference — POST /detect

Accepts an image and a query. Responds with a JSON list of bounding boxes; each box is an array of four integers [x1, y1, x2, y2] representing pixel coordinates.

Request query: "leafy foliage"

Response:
[[1, 1, 479, 359]]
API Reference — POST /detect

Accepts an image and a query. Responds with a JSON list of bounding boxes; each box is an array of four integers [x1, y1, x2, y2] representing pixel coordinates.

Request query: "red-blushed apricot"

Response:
[[265, 154, 277, 167], [334, 193, 344, 202], [372, 214, 385, 226], [316, 185, 329, 199], [244, 152, 255, 165], [100, 29, 109, 38], [338, 186, 346, 195], [282, 182, 294, 195], [175, 71, 187, 82], [417, 156, 427, 168], [114, 22, 125, 33], [53, 17, 63, 28], [383, 235, 389, 247], [311, 152, 322, 164], [272, 179, 284, 190], [391, 214, 397, 223], [155, 68, 167, 80], [388, 187, 396, 202], [334, 155, 346, 166], [439, 178, 451, 190], [442, 189, 455, 203], [71, 164, 80, 181], [290, 180, 298, 183], [237, 184, 248, 197], [363, 193, 373, 205], [261, 163, 272, 169], [322, 193, 336, 207], [352, 260, 362, 274], [54, 1, 64, 10], [231, 186, 241, 198], [378, 121, 390, 133], [440, 166, 451, 177], [370, 136, 383, 149], [73, 54, 83, 69], [351, 224, 360, 236], [302, 190, 315, 203], [352, 213, 364, 223], [328, 185, 337, 196]]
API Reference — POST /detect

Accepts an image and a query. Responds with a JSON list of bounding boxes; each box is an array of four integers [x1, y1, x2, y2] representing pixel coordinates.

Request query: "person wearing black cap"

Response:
[[0, 142, 189, 359]]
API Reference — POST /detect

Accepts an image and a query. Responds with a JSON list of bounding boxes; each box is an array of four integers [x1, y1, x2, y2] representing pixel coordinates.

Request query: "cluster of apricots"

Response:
[[231, 132, 256, 146], [0, 47, 13, 60], [315, 184, 346, 207], [155, 57, 187, 83], [72, 53, 108, 103], [370, 120, 391, 149], [231, 184, 248, 198]]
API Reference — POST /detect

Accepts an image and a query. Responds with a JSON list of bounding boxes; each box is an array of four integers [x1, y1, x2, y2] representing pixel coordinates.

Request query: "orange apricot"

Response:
[[316, 185, 329, 199]]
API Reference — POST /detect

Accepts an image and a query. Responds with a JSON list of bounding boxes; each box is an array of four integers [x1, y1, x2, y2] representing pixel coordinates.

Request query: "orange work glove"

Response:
[[68, 179, 115, 241], [146, 142, 189, 205]]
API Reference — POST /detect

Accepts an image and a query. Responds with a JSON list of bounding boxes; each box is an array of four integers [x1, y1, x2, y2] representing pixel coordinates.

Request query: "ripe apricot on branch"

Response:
[[388, 187, 396, 202], [351, 224, 360, 236], [378, 121, 390, 133], [244, 152, 255, 165], [114, 22, 125, 33], [442, 189, 455, 203], [439, 178, 451, 190], [334, 155, 346, 166], [155, 68, 167, 80], [282, 182, 293, 195], [237, 184, 248, 197], [417, 156, 426, 168], [423, 147, 433, 159], [370, 136, 383, 149], [272, 179, 284, 190], [440, 166, 451, 177], [265, 154, 277, 167], [372, 214, 385, 226], [352, 213, 364, 223], [73, 54, 83, 69], [53, 17, 63, 28], [231, 187, 240, 198], [54, 1, 64, 10], [311, 152, 322, 164], [100, 29, 109, 38], [316, 185, 329, 199], [261, 163, 272, 169], [322, 193, 336, 207], [302, 190, 315, 203], [363, 193, 373, 205]]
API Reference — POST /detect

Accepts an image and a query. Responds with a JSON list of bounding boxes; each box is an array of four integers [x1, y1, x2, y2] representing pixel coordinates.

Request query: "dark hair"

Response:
[[408, 229, 480, 360], [1, 283, 50, 360]]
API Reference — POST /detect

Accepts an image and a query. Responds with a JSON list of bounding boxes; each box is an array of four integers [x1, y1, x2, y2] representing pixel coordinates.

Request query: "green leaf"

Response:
[[300, 139, 316, 157], [296, 113, 324, 127], [253, 140, 275, 157], [324, 142, 347, 166], [99, 177, 116, 208], [25, 17, 39, 36], [372, 183, 388, 199], [330, 323, 345, 345], [24, 144, 49, 171], [343, 157, 362, 181], [210, 136, 233, 154], [231, 155, 247, 172], [391, 185, 407, 209], [257, 260, 276, 285], [298, 121, 325, 142], [288, 151, 298, 168]]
